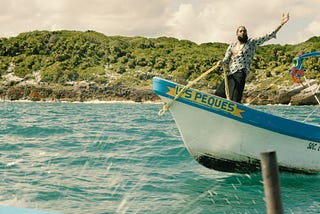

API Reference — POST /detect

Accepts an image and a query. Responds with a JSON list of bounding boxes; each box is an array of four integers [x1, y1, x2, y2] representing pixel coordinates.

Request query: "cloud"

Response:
[[0, 0, 319, 45], [0, 0, 172, 37], [307, 20, 320, 35], [166, 4, 199, 40], [72, 0, 172, 37], [165, 0, 293, 44]]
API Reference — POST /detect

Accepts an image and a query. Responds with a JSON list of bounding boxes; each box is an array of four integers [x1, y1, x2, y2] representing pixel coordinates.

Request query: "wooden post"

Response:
[[260, 151, 283, 214]]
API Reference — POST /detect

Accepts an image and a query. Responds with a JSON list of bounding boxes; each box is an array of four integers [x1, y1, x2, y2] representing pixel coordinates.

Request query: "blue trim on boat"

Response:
[[153, 77, 320, 143], [0, 205, 55, 214]]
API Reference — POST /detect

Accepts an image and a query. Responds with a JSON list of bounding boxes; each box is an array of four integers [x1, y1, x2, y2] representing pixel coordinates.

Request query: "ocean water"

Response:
[[0, 102, 319, 214]]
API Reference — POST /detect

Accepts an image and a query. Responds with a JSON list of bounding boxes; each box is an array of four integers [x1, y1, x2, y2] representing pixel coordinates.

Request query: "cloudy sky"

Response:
[[1, 0, 319, 45]]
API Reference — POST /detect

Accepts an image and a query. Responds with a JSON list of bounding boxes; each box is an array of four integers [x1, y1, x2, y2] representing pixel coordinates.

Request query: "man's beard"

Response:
[[238, 35, 248, 43]]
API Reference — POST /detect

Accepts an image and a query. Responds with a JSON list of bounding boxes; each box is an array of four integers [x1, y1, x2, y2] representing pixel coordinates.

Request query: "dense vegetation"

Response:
[[0, 30, 319, 91]]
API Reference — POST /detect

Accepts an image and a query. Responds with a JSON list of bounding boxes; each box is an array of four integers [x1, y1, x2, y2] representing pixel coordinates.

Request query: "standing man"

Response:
[[215, 13, 290, 103]]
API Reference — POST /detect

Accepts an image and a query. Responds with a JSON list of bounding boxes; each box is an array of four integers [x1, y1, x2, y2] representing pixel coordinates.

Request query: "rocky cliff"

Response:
[[243, 80, 320, 105], [1, 71, 319, 105], [0, 71, 159, 102]]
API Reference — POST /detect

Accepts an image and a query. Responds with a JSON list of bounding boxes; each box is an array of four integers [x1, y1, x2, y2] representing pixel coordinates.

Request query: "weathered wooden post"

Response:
[[260, 151, 283, 214]]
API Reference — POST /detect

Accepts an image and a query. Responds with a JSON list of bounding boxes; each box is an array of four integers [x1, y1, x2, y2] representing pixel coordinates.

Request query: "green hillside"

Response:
[[0, 30, 319, 92]]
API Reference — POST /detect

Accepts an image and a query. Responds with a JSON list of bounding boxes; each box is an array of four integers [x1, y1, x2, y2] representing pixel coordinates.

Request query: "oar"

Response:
[[158, 63, 220, 116], [223, 67, 230, 100]]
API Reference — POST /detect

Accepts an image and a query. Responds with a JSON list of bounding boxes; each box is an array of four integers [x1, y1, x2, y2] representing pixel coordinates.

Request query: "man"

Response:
[[215, 13, 290, 103]]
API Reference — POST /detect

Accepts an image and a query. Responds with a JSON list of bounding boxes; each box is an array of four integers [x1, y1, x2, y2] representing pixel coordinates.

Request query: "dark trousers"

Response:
[[214, 70, 247, 103]]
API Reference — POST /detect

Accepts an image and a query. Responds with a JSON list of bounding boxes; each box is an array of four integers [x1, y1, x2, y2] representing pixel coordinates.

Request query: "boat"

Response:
[[152, 75, 320, 174]]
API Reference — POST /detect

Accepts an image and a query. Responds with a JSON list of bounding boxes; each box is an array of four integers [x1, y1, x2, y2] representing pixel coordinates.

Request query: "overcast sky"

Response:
[[1, 0, 319, 45]]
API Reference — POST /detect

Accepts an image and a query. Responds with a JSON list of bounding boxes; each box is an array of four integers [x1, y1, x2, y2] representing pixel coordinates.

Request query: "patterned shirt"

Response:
[[222, 30, 277, 75]]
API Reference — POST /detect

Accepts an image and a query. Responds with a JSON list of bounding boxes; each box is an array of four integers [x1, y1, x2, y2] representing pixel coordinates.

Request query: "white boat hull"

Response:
[[153, 77, 320, 174]]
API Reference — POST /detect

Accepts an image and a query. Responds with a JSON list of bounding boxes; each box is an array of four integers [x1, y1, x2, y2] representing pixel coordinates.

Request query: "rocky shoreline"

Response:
[[0, 83, 160, 103], [0, 71, 319, 105], [0, 70, 159, 103], [243, 79, 320, 105]]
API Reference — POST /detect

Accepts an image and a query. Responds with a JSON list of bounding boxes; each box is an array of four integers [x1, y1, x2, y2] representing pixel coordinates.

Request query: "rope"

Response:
[[302, 76, 320, 123], [303, 76, 320, 105], [303, 105, 320, 123], [158, 63, 220, 116]]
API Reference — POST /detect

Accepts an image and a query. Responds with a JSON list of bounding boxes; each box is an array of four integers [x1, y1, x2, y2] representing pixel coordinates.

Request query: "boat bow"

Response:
[[153, 77, 320, 174]]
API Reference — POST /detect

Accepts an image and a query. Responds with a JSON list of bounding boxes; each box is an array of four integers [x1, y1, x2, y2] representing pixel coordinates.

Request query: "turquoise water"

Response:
[[0, 102, 319, 214]]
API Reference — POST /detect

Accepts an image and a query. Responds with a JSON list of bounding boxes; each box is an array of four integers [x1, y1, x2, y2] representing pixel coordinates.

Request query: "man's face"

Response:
[[236, 26, 248, 43], [237, 27, 247, 38]]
